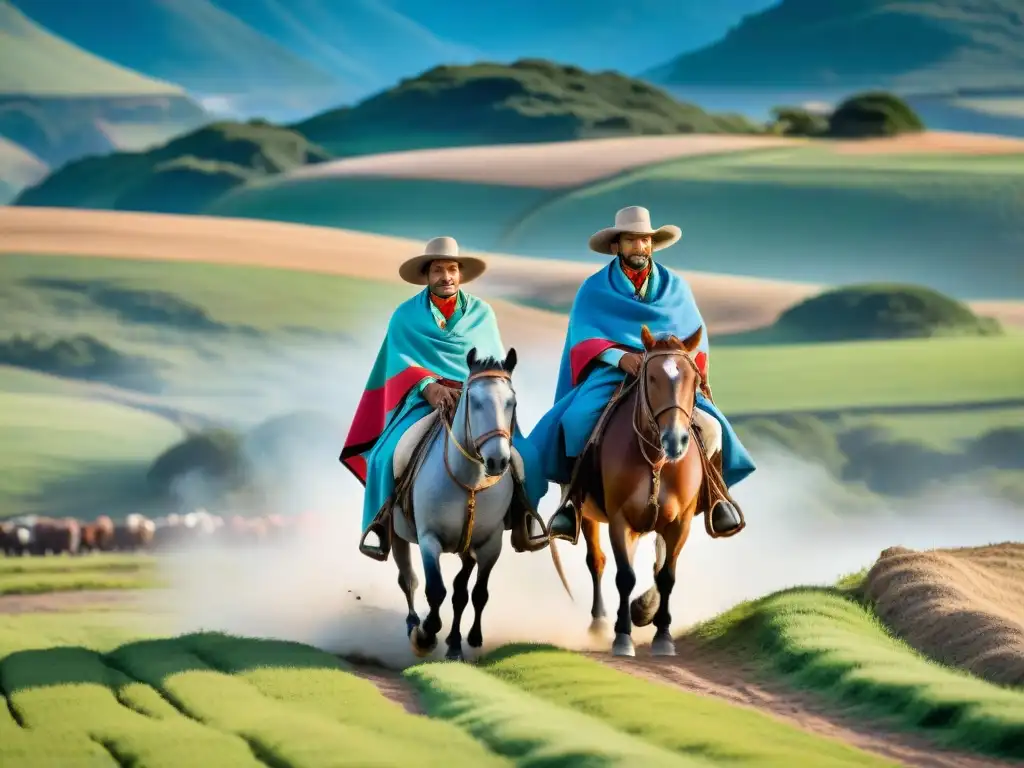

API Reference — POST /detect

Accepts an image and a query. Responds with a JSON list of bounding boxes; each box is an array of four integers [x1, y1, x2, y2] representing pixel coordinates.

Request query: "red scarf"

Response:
[[430, 292, 458, 320], [620, 262, 650, 293]]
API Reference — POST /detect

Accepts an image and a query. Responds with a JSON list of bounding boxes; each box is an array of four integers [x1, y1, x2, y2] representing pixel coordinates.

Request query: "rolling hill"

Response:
[[291, 59, 762, 156], [14, 120, 332, 213], [0, 1, 207, 172], [644, 0, 1024, 93], [205, 133, 1024, 300]]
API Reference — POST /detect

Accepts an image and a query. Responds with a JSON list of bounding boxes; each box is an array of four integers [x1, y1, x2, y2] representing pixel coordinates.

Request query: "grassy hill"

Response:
[[723, 284, 1004, 344], [644, 0, 1024, 93], [13, 120, 332, 212], [291, 59, 763, 156], [209, 141, 1024, 300], [0, 2, 208, 169]]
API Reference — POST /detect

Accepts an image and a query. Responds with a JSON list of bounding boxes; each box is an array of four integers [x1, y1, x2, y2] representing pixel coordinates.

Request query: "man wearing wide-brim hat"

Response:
[[340, 236, 547, 560], [526, 206, 757, 543]]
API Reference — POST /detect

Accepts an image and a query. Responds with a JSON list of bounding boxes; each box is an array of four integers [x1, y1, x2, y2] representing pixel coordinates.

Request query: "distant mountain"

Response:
[[293, 59, 762, 156], [10, 0, 778, 119], [0, 1, 207, 175], [9, 0, 346, 120], [14, 120, 331, 213], [644, 0, 1024, 92]]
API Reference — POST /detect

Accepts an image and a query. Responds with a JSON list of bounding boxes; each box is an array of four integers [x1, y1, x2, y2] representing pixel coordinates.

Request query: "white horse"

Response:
[[390, 347, 564, 660]]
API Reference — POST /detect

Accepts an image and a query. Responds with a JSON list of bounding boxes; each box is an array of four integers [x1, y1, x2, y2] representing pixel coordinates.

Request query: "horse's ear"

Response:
[[467, 347, 477, 367], [640, 325, 656, 350], [504, 347, 517, 374], [683, 325, 703, 353]]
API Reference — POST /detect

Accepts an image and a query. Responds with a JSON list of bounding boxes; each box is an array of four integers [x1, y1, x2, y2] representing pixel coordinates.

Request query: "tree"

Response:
[[827, 91, 925, 138]]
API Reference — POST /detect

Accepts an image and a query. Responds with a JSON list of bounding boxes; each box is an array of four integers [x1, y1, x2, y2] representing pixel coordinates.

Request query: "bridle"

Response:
[[441, 368, 517, 553], [627, 348, 702, 530]]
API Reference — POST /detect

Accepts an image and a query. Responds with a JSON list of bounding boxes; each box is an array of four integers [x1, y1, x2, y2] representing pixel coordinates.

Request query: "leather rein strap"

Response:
[[442, 369, 517, 553]]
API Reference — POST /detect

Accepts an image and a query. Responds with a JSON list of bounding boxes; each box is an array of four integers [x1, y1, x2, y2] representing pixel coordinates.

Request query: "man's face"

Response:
[[427, 259, 461, 298], [611, 234, 652, 270]]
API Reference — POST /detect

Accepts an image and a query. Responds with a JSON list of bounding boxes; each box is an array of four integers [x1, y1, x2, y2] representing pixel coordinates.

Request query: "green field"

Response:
[[207, 144, 1024, 300], [0, 554, 160, 596]]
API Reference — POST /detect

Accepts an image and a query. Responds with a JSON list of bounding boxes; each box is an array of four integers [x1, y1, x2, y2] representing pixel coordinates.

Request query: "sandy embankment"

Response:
[[861, 542, 1024, 687]]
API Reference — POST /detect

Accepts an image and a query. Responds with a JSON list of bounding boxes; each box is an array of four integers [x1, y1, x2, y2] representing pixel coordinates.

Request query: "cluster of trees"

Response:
[[768, 91, 925, 138]]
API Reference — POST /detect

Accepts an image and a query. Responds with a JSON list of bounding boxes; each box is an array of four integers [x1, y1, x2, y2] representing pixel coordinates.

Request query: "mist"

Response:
[[144, 316, 1024, 669]]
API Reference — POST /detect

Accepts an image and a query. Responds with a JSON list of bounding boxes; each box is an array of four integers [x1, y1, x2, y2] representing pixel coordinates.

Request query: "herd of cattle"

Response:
[[0, 510, 320, 556]]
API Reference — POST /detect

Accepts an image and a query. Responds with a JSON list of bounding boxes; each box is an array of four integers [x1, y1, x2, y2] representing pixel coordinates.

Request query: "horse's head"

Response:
[[639, 324, 703, 462], [464, 347, 518, 477]]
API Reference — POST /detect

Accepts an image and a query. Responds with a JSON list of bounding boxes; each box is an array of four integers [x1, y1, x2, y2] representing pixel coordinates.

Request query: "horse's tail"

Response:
[[549, 538, 573, 601]]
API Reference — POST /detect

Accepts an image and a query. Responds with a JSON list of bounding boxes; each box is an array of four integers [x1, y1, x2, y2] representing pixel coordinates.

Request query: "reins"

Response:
[[630, 349, 701, 532], [442, 369, 517, 553]]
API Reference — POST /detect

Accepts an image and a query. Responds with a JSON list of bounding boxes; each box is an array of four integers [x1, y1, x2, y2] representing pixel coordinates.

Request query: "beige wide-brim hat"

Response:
[[588, 206, 682, 255], [397, 236, 487, 286]]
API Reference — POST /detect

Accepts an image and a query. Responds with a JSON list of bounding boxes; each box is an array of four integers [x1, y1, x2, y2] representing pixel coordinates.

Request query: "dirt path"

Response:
[[0, 589, 151, 614], [592, 637, 1021, 768]]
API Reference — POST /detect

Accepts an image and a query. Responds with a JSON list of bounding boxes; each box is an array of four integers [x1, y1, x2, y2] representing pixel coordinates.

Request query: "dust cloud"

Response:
[[147, 319, 1024, 670]]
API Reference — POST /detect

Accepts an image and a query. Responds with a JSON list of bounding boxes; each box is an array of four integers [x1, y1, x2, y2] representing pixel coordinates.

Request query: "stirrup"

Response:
[[358, 519, 390, 561]]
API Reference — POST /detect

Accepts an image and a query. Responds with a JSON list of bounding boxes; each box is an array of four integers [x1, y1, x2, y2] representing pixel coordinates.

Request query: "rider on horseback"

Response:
[[340, 236, 547, 561], [526, 206, 757, 544]]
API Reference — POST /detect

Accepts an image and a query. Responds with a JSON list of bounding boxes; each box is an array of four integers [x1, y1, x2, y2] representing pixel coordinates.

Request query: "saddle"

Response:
[[564, 377, 744, 539], [359, 397, 548, 562]]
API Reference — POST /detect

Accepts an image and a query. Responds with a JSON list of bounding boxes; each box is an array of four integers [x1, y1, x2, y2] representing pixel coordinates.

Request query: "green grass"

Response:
[[0, 387, 182, 517], [407, 660, 701, 766], [209, 143, 1024, 299], [0, 1, 183, 96], [469, 645, 895, 766], [840, 407, 1024, 449], [0, 629, 506, 768], [690, 588, 1024, 759], [0, 555, 161, 595], [711, 335, 1024, 414]]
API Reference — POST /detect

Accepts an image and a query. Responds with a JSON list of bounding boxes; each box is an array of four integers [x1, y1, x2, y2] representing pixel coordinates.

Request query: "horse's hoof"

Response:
[[409, 626, 436, 658], [588, 617, 610, 637], [651, 635, 676, 657], [612, 633, 635, 657], [445, 646, 464, 662]]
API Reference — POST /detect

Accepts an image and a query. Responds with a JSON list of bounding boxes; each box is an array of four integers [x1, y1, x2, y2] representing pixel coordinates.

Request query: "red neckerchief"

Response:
[[430, 292, 458, 320], [620, 261, 650, 293]]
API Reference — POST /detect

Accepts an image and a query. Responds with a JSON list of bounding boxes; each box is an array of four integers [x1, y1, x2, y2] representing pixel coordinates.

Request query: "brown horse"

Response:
[[580, 324, 706, 657]]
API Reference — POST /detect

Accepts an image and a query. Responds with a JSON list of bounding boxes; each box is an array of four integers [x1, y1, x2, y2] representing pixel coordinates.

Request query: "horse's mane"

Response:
[[648, 333, 687, 352], [468, 355, 508, 375]]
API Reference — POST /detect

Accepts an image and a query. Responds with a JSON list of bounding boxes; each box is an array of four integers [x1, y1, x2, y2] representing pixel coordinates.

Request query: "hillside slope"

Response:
[[645, 0, 1024, 92], [0, 135, 47, 204], [292, 59, 761, 156]]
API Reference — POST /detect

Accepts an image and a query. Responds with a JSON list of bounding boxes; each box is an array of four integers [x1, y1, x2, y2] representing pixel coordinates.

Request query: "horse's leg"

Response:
[[582, 517, 608, 635], [392, 536, 420, 638], [651, 513, 694, 657], [445, 553, 476, 661], [409, 532, 445, 658], [630, 533, 667, 627], [467, 530, 502, 651], [608, 515, 641, 657]]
